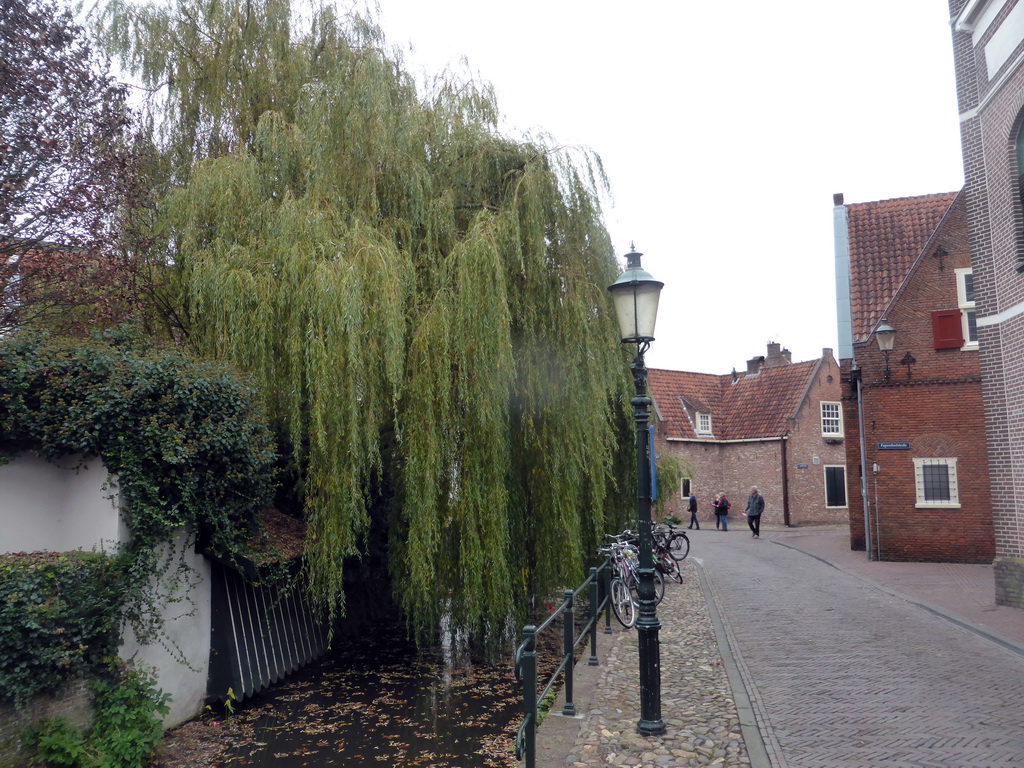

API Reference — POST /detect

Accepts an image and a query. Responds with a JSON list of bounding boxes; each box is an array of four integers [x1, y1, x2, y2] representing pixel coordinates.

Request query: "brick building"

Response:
[[949, 0, 1024, 604], [648, 343, 845, 527], [833, 190, 994, 563]]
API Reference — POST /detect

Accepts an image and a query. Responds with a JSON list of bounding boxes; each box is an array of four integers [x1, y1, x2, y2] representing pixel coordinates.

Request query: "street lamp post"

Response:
[[607, 246, 665, 737]]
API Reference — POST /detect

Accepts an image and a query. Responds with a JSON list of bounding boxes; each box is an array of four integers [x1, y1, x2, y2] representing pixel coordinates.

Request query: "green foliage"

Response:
[[654, 454, 690, 515], [23, 718, 91, 767], [0, 553, 124, 708], [535, 687, 558, 727], [95, 0, 635, 645], [0, 333, 277, 561], [23, 665, 169, 768], [0, 332, 281, 662]]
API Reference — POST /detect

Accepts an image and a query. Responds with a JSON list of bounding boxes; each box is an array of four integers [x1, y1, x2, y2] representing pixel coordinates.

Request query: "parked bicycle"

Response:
[[613, 529, 676, 596], [653, 521, 690, 562], [599, 532, 666, 628], [653, 534, 683, 584]]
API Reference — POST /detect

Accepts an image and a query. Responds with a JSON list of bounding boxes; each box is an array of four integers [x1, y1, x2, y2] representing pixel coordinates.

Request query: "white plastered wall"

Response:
[[118, 530, 212, 728], [0, 454, 124, 553]]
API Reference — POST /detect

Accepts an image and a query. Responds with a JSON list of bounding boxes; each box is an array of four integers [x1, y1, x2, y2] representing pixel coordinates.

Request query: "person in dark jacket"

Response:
[[745, 486, 764, 538], [687, 492, 699, 529], [714, 492, 730, 530]]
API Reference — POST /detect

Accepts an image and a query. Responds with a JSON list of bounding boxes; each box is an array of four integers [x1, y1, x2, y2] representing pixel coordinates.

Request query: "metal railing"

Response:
[[513, 559, 614, 768]]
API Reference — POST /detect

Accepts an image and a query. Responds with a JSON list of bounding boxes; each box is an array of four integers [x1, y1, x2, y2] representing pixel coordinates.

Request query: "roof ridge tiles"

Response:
[[648, 358, 822, 441]]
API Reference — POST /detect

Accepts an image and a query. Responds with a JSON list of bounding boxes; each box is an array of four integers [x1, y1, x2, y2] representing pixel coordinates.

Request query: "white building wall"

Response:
[[0, 454, 124, 554], [119, 530, 212, 728]]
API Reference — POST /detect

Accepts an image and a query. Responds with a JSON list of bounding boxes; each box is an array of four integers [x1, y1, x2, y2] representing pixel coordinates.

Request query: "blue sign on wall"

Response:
[[796, 463, 809, 469], [877, 442, 911, 450]]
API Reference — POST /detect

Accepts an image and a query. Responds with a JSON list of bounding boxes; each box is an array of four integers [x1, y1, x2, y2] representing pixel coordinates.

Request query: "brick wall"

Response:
[[0, 681, 94, 768], [656, 437, 785, 527], [840, 190, 994, 562], [783, 356, 847, 526], [655, 356, 845, 528], [950, 0, 1024, 602], [844, 375, 994, 562]]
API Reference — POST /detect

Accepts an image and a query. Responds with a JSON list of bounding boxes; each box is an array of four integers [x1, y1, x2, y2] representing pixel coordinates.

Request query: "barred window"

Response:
[[821, 402, 843, 437], [912, 458, 960, 508]]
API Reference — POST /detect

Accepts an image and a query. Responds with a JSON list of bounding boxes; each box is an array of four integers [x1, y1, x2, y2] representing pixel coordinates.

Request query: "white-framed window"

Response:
[[955, 268, 978, 349], [824, 465, 847, 508], [696, 412, 712, 434], [820, 401, 843, 437], [912, 458, 961, 508]]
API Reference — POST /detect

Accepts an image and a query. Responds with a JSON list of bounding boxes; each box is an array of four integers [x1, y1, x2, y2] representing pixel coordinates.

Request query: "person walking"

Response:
[[687, 491, 699, 529], [745, 486, 764, 538], [714, 492, 730, 530]]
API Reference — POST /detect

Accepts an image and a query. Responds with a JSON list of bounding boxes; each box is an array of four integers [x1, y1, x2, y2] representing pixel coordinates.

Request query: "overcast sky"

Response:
[[374, 0, 966, 373]]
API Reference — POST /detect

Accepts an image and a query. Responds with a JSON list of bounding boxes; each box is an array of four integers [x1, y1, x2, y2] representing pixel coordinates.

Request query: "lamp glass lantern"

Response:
[[875, 320, 896, 379], [875, 321, 896, 352], [608, 249, 664, 343]]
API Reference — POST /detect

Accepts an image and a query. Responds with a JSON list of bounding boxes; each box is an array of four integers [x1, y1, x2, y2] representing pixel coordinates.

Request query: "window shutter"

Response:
[[825, 466, 846, 507], [931, 309, 963, 349]]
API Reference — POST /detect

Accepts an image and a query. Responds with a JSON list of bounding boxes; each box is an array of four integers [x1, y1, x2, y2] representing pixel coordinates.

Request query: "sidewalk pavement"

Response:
[[531, 525, 1024, 768], [773, 525, 1024, 652]]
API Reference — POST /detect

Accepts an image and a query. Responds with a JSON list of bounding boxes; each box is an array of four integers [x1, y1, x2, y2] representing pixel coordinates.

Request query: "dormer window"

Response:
[[696, 412, 712, 435]]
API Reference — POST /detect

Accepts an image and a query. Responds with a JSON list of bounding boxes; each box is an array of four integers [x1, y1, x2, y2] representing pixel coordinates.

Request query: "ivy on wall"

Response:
[[0, 552, 124, 707], [0, 332, 281, 704], [0, 332, 278, 561]]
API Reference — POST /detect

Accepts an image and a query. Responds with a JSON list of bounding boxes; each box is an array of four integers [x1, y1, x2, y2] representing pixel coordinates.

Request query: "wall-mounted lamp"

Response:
[[875, 320, 896, 379]]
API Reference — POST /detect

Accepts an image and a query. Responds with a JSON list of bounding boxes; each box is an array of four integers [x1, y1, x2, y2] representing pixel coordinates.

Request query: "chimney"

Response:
[[746, 356, 765, 375], [833, 192, 844, 206], [763, 341, 792, 368]]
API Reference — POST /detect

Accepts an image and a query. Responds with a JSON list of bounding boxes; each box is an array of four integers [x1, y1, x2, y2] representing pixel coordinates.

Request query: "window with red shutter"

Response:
[[932, 309, 963, 349]]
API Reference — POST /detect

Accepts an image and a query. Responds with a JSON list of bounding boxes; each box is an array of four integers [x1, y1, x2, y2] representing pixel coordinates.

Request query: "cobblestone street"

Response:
[[540, 527, 1024, 768]]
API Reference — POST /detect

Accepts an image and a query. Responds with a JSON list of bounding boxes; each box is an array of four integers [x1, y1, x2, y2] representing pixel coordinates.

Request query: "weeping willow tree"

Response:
[[97, 0, 635, 645]]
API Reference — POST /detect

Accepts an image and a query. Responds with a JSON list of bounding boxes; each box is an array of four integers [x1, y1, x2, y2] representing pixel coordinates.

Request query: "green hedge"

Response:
[[0, 552, 124, 707]]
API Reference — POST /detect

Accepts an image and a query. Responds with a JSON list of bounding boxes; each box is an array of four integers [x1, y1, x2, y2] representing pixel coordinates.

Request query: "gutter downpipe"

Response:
[[781, 436, 791, 527], [854, 363, 871, 560]]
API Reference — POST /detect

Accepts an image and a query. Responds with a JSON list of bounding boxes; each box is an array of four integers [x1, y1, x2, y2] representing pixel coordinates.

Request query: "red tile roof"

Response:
[[846, 192, 958, 342], [649, 359, 822, 440]]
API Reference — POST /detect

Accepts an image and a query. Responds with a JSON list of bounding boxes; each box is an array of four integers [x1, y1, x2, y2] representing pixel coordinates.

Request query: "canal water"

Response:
[[216, 624, 522, 768]]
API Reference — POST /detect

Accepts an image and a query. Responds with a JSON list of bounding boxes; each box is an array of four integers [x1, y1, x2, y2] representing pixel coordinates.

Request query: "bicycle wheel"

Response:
[[629, 570, 665, 605], [654, 568, 665, 605], [660, 552, 683, 583], [610, 577, 637, 628], [668, 532, 690, 561]]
